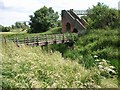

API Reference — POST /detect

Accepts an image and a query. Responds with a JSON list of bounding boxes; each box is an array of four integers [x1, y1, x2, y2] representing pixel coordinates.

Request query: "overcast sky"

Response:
[[0, 0, 119, 26]]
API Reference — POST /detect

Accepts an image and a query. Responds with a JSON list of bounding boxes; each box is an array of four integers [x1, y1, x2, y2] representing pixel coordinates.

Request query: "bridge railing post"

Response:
[[62, 33, 64, 43], [2, 36, 7, 44], [54, 34, 56, 43], [15, 37, 19, 46], [24, 37, 26, 43], [45, 34, 47, 42], [13, 37, 15, 43], [32, 37, 34, 43], [26, 37, 29, 45], [36, 36, 39, 46]]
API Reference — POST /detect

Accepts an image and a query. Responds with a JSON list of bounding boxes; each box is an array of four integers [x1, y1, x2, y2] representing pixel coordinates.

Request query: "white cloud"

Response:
[[0, 0, 119, 26]]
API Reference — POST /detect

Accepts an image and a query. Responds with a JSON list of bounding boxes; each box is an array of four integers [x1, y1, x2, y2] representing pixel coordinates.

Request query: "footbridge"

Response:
[[2, 9, 88, 47]]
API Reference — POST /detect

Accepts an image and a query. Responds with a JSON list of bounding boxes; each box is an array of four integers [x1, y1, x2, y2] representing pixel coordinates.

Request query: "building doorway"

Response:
[[66, 23, 71, 32]]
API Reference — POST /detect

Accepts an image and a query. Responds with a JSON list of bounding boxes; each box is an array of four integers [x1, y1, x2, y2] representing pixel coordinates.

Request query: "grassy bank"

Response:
[[1, 42, 118, 88], [47, 29, 119, 84], [48, 29, 119, 67]]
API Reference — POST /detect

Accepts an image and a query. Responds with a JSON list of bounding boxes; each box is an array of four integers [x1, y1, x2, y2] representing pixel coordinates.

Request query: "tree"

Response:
[[0, 25, 10, 32], [29, 6, 59, 33], [83, 2, 120, 29]]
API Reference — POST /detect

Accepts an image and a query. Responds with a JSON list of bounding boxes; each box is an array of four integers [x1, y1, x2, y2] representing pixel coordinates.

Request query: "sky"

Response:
[[0, 0, 119, 26]]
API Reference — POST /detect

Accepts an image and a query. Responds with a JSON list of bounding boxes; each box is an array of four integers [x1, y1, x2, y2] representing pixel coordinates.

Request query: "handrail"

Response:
[[5, 33, 77, 46]]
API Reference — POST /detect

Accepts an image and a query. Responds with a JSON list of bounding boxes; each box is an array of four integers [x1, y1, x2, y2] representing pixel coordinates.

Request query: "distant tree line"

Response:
[[0, 22, 29, 32], [0, 25, 10, 32], [11, 22, 29, 30], [82, 2, 120, 29]]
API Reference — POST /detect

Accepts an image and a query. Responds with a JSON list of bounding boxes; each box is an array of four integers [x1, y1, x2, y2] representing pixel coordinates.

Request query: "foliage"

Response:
[[95, 59, 117, 78], [0, 25, 10, 32], [83, 2, 120, 29], [11, 22, 29, 31], [1, 42, 118, 88], [29, 6, 59, 33], [44, 27, 62, 34], [48, 29, 119, 72]]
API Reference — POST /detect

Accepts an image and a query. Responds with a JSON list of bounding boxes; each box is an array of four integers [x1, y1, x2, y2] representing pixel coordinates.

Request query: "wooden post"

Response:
[[51, 34, 54, 44], [24, 37, 26, 43], [26, 37, 29, 45], [36, 36, 39, 46], [16, 37, 19, 46], [45, 34, 47, 42], [54, 34, 56, 43], [45, 34, 48, 45], [62, 33, 64, 43], [3, 36, 7, 44]]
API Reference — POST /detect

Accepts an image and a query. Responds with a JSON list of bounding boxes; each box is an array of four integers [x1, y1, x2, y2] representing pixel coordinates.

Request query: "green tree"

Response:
[[0, 25, 3, 32], [12, 22, 29, 30], [0, 26, 10, 32], [28, 6, 59, 33], [84, 2, 120, 29], [15, 22, 22, 28]]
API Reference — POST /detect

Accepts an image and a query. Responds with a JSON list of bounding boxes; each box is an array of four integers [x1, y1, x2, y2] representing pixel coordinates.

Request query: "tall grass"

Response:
[[1, 42, 118, 88]]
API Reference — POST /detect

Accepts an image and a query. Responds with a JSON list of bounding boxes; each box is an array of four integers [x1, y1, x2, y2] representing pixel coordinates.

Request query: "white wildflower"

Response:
[[98, 65, 104, 69], [95, 59, 100, 62], [102, 59, 107, 62], [109, 66, 115, 69], [94, 55, 98, 58]]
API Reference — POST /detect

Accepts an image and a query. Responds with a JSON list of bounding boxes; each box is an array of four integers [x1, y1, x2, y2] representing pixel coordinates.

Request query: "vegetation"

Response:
[[83, 2, 120, 29], [48, 29, 119, 69], [1, 2, 119, 88], [0, 25, 10, 32], [1, 42, 118, 88], [47, 29, 119, 85], [28, 6, 59, 33], [0, 22, 29, 32], [44, 27, 62, 34], [11, 22, 29, 30]]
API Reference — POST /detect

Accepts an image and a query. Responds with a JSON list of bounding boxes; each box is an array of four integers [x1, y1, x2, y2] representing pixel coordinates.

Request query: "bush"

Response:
[[83, 2, 120, 29], [1, 26, 10, 32]]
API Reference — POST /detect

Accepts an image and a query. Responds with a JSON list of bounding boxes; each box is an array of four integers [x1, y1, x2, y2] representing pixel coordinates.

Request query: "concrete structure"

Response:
[[61, 9, 88, 33]]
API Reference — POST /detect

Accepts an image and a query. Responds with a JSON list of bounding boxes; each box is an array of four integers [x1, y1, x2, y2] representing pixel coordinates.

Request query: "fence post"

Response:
[[16, 37, 19, 46], [45, 34, 48, 45], [26, 37, 29, 45], [62, 33, 64, 43], [3, 36, 7, 44], [54, 34, 56, 43], [24, 37, 26, 43], [36, 36, 39, 46]]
